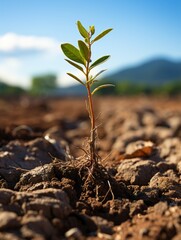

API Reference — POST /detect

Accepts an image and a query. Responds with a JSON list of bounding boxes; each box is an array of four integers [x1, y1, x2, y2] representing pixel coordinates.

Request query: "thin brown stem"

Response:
[[85, 36, 97, 165], [87, 85, 97, 164]]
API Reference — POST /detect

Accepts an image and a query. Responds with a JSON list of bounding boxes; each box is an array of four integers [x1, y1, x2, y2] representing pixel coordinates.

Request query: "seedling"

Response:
[[61, 21, 113, 167]]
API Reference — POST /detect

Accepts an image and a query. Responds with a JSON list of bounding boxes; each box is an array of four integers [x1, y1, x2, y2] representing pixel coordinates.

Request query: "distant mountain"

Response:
[[106, 58, 181, 85], [52, 84, 86, 96], [53, 57, 181, 96]]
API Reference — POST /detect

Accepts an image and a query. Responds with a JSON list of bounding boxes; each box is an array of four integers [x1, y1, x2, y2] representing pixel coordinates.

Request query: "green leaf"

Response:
[[90, 25, 95, 35], [87, 70, 107, 85], [91, 84, 115, 95], [92, 28, 113, 43], [78, 40, 89, 61], [92, 69, 107, 80], [86, 77, 94, 85], [90, 55, 110, 69], [77, 21, 89, 38], [87, 78, 98, 86], [67, 73, 85, 85], [65, 59, 84, 73], [61, 43, 85, 65]]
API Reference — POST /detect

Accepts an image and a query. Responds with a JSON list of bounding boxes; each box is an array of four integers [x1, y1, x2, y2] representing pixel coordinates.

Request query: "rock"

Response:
[[173, 233, 181, 240], [114, 205, 181, 240], [142, 111, 158, 126], [24, 197, 72, 219], [0, 211, 20, 230], [43, 125, 67, 159], [177, 161, 181, 174], [0, 138, 64, 187], [167, 115, 181, 130], [153, 201, 168, 215], [21, 214, 54, 239], [116, 158, 158, 185], [0, 138, 64, 175], [0, 188, 16, 204], [16, 164, 55, 187], [129, 200, 146, 217], [156, 161, 176, 173], [121, 113, 141, 131], [137, 186, 160, 204], [27, 188, 70, 203], [149, 172, 181, 199], [154, 127, 173, 140], [104, 199, 130, 224], [112, 130, 146, 151], [91, 216, 114, 234], [65, 227, 84, 240], [0, 233, 22, 240], [149, 172, 177, 191], [159, 138, 181, 165]]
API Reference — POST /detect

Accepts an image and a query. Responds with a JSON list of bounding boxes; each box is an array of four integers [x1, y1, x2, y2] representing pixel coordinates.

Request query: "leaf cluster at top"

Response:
[[61, 20, 114, 94]]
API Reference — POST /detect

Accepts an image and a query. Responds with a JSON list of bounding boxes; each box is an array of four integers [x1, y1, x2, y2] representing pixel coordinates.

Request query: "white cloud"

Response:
[[0, 33, 60, 87], [0, 57, 29, 87], [0, 33, 59, 55], [0, 33, 108, 88]]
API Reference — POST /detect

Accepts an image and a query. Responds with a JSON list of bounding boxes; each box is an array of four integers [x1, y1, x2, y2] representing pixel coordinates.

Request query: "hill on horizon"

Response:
[[52, 57, 181, 96], [105, 57, 181, 85]]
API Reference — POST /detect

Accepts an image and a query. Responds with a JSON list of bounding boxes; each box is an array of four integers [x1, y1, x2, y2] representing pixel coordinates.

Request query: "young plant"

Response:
[[61, 21, 113, 166]]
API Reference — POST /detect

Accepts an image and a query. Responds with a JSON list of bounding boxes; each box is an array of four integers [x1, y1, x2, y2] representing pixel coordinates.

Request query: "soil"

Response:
[[0, 96, 181, 240]]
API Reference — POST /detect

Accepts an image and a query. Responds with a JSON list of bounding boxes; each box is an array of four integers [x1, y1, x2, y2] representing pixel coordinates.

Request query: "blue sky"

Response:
[[0, 0, 181, 88]]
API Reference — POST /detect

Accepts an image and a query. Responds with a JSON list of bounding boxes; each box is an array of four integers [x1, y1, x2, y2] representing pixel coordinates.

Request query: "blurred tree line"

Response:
[[0, 74, 57, 96], [97, 79, 181, 96], [0, 81, 25, 96], [29, 74, 57, 95], [0, 74, 181, 96]]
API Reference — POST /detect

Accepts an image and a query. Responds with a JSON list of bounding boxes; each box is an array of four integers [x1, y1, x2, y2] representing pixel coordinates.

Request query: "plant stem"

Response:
[[86, 40, 97, 165], [87, 83, 97, 164]]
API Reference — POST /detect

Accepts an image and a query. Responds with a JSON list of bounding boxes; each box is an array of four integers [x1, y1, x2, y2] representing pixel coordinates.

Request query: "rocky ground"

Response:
[[0, 96, 181, 240]]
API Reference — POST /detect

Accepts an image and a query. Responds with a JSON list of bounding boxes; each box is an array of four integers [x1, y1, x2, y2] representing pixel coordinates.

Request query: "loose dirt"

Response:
[[0, 96, 180, 240]]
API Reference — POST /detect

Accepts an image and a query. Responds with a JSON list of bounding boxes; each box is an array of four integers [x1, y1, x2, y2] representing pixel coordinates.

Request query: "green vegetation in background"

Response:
[[1, 77, 181, 97], [154, 80, 181, 96], [29, 74, 57, 95], [0, 81, 25, 96], [97, 79, 181, 96]]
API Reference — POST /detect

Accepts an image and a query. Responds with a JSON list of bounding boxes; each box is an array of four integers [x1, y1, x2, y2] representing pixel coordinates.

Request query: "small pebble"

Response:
[[65, 227, 84, 240]]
